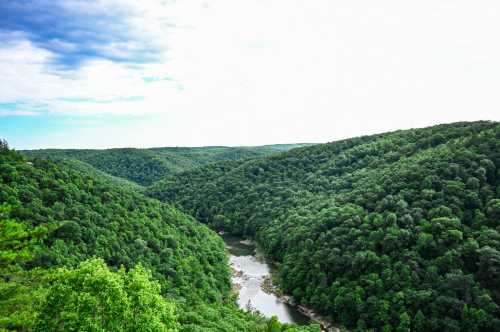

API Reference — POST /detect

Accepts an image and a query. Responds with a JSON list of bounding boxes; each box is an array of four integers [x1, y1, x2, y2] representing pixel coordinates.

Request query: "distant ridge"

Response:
[[21, 143, 313, 186]]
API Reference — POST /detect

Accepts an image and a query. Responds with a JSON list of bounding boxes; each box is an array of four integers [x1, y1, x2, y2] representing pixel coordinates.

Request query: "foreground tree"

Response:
[[0, 204, 48, 270], [34, 258, 179, 332]]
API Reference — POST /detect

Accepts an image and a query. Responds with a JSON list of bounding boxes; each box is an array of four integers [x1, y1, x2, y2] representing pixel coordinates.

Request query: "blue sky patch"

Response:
[[0, 0, 163, 69]]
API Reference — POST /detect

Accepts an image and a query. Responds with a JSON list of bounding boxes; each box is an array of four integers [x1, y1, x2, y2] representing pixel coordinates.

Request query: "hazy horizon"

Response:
[[18, 141, 315, 151], [13, 120, 496, 151]]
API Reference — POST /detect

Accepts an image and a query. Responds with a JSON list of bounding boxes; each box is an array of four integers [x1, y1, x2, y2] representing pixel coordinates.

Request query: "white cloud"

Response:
[[0, 38, 181, 116], [1, 0, 500, 148], [0, 109, 39, 116]]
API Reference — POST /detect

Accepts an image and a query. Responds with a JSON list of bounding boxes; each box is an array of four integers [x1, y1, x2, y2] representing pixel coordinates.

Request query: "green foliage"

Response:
[[0, 269, 47, 330], [0, 202, 50, 330], [148, 121, 500, 331], [34, 258, 178, 332], [0, 145, 316, 331], [0, 148, 230, 303], [22, 144, 312, 186], [266, 316, 281, 332], [0, 204, 34, 269]]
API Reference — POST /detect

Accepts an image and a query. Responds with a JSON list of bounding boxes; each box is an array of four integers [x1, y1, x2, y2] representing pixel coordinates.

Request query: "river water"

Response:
[[223, 234, 310, 325]]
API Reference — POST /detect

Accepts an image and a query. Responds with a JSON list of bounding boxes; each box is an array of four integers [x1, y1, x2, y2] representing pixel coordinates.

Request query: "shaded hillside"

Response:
[[0, 144, 319, 331], [147, 121, 500, 331], [49, 156, 143, 191], [22, 144, 313, 186]]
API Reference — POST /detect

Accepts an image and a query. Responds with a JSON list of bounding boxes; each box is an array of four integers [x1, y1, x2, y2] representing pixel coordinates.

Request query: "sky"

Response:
[[0, 0, 499, 149]]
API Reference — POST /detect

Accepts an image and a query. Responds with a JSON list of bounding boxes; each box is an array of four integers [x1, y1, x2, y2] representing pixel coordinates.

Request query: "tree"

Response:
[[0, 204, 47, 271], [461, 305, 488, 332], [34, 258, 179, 332], [486, 199, 500, 224], [267, 315, 281, 332], [413, 310, 426, 331], [0, 204, 32, 270], [0, 204, 50, 330], [0, 139, 8, 150], [396, 312, 410, 332]]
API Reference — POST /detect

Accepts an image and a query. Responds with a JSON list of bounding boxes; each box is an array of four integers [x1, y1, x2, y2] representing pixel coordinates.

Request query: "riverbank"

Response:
[[224, 235, 311, 325], [260, 275, 341, 332], [225, 236, 344, 332]]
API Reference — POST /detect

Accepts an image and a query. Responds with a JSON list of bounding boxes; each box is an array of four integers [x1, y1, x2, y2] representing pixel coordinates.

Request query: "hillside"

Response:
[[22, 144, 313, 186], [147, 121, 500, 331], [47, 157, 144, 191], [0, 144, 318, 331]]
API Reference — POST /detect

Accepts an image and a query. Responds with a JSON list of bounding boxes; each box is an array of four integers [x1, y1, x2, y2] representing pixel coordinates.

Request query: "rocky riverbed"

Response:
[[224, 235, 344, 331]]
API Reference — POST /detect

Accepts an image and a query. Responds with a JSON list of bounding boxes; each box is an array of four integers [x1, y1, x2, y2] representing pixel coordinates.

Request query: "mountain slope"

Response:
[[22, 144, 313, 186], [1, 147, 229, 302], [147, 121, 500, 331], [0, 146, 319, 331]]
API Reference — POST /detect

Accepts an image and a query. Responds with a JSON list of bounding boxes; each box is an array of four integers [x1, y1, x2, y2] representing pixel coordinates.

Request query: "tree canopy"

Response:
[[0, 143, 318, 331], [35, 258, 179, 332], [148, 121, 500, 331], [22, 144, 312, 186]]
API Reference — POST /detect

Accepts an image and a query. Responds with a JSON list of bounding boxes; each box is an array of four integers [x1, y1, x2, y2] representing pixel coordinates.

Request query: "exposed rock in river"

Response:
[[225, 234, 346, 331]]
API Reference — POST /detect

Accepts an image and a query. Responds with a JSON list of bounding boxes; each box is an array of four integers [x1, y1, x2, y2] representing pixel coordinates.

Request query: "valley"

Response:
[[1, 121, 499, 331], [3, 1, 499, 331], [224, 234, 311, 325], [147, 121, 500, 331]]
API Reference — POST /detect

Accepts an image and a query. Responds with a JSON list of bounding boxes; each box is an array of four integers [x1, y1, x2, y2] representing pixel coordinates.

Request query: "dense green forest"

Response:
[[148, 121, 500, 332], [22, 144, 312, 186], [5, 121, 500, 331], [0, 141, 319, 332]]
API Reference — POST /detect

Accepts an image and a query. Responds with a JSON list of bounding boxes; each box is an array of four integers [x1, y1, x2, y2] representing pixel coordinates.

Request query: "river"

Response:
[[223, 234, 310, 325]]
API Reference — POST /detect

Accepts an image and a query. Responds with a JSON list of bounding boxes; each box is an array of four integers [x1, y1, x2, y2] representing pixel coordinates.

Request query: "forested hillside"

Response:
[[22, 144, 312, 186], [0, 142, 318, 332], [148, 121, 500, 331]]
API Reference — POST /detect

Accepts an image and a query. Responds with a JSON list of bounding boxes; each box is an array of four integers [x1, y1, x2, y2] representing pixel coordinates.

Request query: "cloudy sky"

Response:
[[1, 0, 499, 149]]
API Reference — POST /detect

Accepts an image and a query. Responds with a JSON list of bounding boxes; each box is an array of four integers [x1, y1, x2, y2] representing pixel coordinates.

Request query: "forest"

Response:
[[2, 121, 499, 331], [0, 140, 318, 332], [148, 121, 500, 331], [22, 144, 312, 186]]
